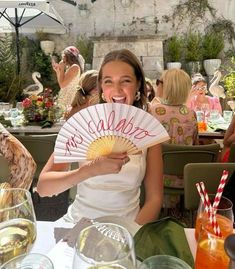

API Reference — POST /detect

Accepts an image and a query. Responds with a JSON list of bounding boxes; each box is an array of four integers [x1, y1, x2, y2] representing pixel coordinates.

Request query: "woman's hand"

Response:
[[189, 85, 198, 98], [52, 60, 65, 73], [83, 152, 130, 177]]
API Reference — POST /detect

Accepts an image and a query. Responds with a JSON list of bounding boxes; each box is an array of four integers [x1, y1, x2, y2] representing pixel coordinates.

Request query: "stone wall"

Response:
[[92, 35, 165, 79]]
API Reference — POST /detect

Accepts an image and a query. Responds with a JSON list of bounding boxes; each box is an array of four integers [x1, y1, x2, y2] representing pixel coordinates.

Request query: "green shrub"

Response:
[[202, 31, 224, 59], [165, 35, 183, 62], [76, 36, 94, 64], [223, 57, 235, 97], [184, 32, 203, 62]]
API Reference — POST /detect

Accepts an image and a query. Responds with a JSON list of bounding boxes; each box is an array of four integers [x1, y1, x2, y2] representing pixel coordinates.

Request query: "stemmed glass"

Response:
[[227, 100, 235, 114], [73, 222, 136, 269], [0, 188, 37, 265], [195, 195, 234, 269]]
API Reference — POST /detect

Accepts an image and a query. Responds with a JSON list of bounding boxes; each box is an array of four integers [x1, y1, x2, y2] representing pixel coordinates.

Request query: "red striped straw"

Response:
[[213, 170, 229, 210], [196, 181, 222, 237]]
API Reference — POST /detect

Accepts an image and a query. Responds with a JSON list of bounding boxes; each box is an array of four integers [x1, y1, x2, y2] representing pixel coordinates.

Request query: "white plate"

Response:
[[95, 216, 142, 237]]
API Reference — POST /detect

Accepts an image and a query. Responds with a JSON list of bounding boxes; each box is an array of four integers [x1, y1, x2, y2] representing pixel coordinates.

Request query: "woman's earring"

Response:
[[135, 91, 141, 101], [101, 93, 106, 102]]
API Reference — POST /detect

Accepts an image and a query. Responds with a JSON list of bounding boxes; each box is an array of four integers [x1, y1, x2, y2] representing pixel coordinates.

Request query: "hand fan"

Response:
[[54, 103, 169, 163]]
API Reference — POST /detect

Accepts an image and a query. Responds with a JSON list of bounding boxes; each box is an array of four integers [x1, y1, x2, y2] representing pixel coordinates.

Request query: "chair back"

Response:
[[162, 143, 220, 178], [184, 162, 235, 211], [15, 134, 57, 180]]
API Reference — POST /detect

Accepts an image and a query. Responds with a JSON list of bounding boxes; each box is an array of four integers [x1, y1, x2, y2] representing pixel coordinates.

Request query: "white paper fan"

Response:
[[54, 103, 169, 163]]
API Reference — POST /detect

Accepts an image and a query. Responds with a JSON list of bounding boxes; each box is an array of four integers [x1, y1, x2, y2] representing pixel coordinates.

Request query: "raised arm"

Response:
[[37, 152, 129, 197], [135, 144, 163, 225], [52, 60, 80, 88]]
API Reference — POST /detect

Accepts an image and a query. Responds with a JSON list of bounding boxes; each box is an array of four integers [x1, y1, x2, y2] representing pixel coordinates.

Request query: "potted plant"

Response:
[[202, 31, 224, 76], [36, 30, 55, 56], [164, 35, 183, 69], [76, 36, 94, 71], [184, 32, 203, 76]]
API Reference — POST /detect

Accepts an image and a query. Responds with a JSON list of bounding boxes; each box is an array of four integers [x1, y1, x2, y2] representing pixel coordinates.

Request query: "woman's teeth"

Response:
[[112, 97, 126, 103]]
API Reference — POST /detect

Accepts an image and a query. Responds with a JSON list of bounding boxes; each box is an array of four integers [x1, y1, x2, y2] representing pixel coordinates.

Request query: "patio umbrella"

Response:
[[0, 0, 67, 74]]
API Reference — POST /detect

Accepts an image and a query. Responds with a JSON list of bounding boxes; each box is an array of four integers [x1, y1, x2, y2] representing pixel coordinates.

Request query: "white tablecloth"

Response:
[[31, 221, 197, 268]]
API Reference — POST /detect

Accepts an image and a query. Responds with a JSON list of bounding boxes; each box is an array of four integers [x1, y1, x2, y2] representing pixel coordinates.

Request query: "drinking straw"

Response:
[[212, 170, 229, 210], [196, 181, 222, 237]]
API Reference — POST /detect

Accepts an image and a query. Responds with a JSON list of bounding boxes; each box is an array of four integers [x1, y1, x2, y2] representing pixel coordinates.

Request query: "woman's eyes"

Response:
[[102, 78, 133, 85], [103, 80, 112, 85]]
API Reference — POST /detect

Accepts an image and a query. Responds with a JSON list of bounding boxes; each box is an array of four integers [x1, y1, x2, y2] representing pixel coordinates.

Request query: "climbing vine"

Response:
[[164, 0, 216, 29]]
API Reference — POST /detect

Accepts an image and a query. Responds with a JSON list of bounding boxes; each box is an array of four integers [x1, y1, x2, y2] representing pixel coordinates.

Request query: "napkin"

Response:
[[134, 217, 194, 268], [54, 218, 92, 247]]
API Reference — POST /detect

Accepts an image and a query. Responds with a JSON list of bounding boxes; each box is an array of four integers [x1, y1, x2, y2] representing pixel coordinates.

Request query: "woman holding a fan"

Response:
[[37, 49, 166, 226]]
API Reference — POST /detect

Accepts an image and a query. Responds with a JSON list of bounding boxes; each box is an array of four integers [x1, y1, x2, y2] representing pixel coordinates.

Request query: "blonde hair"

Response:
[[161, 69, 191, 105], [71, 69, 98, 108]]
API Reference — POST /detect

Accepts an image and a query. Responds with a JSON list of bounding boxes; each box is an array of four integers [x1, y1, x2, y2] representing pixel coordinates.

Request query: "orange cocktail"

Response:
[[195, 212, 233, 241], [195, 216, 233, 269], [194, 195, 234, 241]]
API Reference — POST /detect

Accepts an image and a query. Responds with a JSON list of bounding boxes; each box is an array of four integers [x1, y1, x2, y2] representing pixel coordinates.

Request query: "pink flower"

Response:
[[45, 101, 53, 108], [22, 98, 32, 108]]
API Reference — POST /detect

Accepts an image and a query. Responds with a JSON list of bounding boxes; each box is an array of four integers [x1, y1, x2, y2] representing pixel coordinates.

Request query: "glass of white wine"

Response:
[[73, 222, 136, 269], [0, 188, 37, 265]]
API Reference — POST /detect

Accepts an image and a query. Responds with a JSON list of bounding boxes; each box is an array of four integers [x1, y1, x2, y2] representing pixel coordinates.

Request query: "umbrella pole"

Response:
[[15, 8, 20, 74]]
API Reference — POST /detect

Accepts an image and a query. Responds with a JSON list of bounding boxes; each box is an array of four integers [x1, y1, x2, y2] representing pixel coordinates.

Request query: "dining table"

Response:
[[30, 220, 197, 269], [6, 122, 63, 135]]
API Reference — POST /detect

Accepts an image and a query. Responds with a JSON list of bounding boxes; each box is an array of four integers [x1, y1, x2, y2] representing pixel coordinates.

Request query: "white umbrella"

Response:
[[0, 0, 67, 73]]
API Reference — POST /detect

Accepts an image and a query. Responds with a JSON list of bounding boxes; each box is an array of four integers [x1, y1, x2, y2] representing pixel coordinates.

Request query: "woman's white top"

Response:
[[63, 152, 147, 223], [57, 65, 81, 109]]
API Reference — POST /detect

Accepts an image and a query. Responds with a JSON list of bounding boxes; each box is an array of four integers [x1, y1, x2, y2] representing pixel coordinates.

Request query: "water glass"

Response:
[[210, 110, 219, 121], [73, 222, 136, 269], [138, 255, 192, 269], [1, 253, 54, 268], [196, 111, 204, 122], [223, 110, 233, 123]]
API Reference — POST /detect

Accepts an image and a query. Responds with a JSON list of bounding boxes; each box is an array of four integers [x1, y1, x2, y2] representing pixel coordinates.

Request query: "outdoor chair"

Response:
[[15, 134, 57, 180], [161, 143, 220, 215], [184, 162, 235, 227], [15, 134, 69, 221]]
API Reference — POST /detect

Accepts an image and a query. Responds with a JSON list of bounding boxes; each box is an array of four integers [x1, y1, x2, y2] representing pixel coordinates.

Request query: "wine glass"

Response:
[[227, 100, 235, 114], [73, 222, 136, 269], [1, 253, 54, 269], [0, 188, 37, 265]]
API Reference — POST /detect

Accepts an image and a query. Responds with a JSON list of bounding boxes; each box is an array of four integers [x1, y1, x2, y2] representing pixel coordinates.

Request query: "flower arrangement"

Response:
[[22, 88, 55, 127]]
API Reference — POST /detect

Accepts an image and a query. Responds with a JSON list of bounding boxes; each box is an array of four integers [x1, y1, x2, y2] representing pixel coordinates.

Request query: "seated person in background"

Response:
[[66, 69, 100, 119], [37, 49, 164, 226], [145, 77, 155, 102], [222, 115, 235, 162], [150, 68, 199, 145], [187, 73, 222, 114], [0, 123, 36, 189], [150, 69, 198, 209]]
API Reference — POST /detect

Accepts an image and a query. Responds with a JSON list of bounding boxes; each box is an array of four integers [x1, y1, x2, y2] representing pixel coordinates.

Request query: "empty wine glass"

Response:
[[0, 188, 37, 265], [73, 222, 136, 269], [227, 100, 235, 114], [1, 253, 54, 269]]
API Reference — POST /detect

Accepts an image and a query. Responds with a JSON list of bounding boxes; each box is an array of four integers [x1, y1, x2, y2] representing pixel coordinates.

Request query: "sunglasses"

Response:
[[196, 86, 207, 91], [156, 79, 163, 86]]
